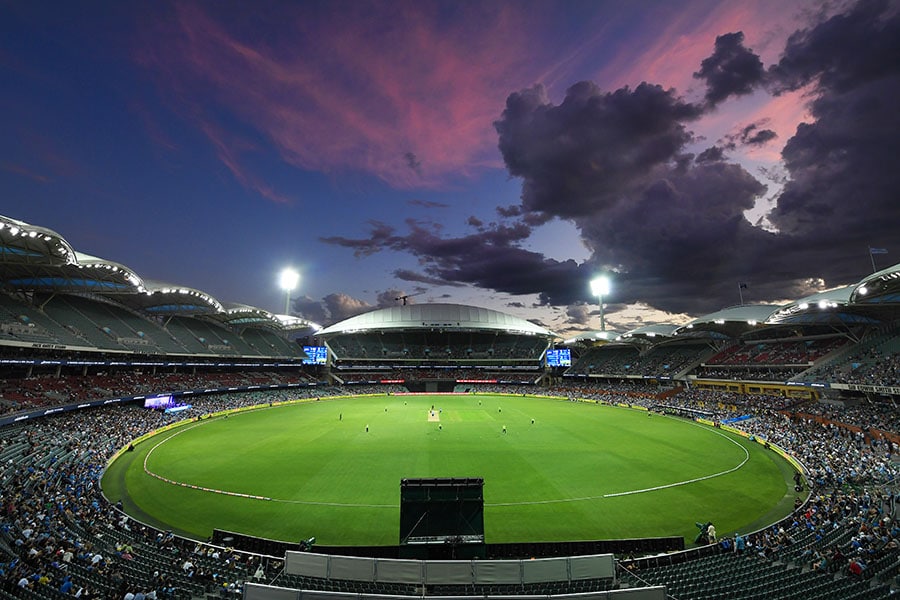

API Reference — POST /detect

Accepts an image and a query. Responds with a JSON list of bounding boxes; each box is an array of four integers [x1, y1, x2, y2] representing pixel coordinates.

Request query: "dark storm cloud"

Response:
[[526, 318, 550, 329], [467, 216, 484, 228], [696, 146, 726, 163], [565, 303, 593, 326], [767, 0, 900, 260], [404, 151, 422, 174], [408, 199, 449, 209], [320, 221, 401, 257], [425, 247, 589, 306], [323, 219, 533, 257], [758, 165, 788, 185], [291, 294, 328, 323], [376, 289, 412, 308], [506, 301, 526, 308], [577, 161, 771, 313], [768, 0, 900, 96], [494, 81, 702, 219], [323, 293, 372, 322], [694, 32, 765, 106], [323, 0, 898, 318], [394, 268, 465, 287], [322, 218, 592, 305], [292, 292, 374, 326], [325, 76, 778, 313], [491, 76, 784, 313], [723, 121, 778, 149], [744, 128, 777, 146]]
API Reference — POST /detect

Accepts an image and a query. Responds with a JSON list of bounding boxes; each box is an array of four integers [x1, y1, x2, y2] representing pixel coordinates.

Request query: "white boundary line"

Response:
[[602, 421, 750, 498], [140, 406, 751, 509]]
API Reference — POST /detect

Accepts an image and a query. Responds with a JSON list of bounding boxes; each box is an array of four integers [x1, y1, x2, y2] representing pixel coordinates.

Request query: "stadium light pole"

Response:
[[590, 275, 611, 332], [279, 268, 300, 315]]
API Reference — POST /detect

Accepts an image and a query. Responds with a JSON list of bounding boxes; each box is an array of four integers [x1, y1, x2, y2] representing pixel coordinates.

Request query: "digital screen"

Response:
[[302, 345, 328, 365], [546, 348, 572, 367], [144, 394, 174, 409]]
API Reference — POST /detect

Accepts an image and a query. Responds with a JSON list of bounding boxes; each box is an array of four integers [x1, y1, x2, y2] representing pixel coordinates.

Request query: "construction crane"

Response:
[[395, 291, 425, 305]]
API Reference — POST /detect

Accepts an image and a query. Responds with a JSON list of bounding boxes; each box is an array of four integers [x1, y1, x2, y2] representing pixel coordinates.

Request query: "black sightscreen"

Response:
[[399, 477, 484, 545]]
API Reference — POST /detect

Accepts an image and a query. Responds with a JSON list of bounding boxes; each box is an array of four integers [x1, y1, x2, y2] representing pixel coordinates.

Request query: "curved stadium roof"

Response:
[[318, 303, 555, 337], [851, 263, 900, 305], [0, 214, 322, 331], [673, 304, 782, 338]]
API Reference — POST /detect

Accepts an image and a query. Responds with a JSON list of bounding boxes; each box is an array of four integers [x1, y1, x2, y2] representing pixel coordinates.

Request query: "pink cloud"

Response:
[[197, 120, 294, 205], [742, 87, 814, 161], [569, 1, 821, 181], [139, 3, 539, 193], [128, 98, 179, 154], [0, 162, 50, 184], [591, 1, 816, 95], [17, 130, 84, 182], [135, 1, 827, 203]]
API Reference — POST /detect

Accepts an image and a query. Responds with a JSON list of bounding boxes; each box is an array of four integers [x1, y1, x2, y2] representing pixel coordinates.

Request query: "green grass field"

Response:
[[102, 394, 798, 547]]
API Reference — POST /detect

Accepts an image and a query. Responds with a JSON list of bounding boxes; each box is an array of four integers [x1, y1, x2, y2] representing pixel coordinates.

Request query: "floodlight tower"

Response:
[[279, 267, 300, 315], [590, 275, 611, 332]]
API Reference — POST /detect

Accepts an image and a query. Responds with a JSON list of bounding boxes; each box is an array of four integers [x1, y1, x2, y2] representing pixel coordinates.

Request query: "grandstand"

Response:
[[0, 215, 325, 417], [564, 277, 900, 403], [0, 212, 899, 599], [318, 303, 554, 390]]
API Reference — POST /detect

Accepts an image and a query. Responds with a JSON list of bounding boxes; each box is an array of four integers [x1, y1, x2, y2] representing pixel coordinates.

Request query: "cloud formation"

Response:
[[324, 0, 899, 321], [292, 287, 428, 326], [495, 81, 702, 219], [694, 32, 765, 106], [565, 303, 594, 326], [767, 0, 900, 247], [323, 218, 591, 305], [408, 199, 449, 209], [323, 293, 372, 323], [724, 121, 778, 148], [138, 2, 540, 196]]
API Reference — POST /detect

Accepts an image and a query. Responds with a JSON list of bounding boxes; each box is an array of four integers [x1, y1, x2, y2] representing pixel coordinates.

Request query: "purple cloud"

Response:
[[694, 32, 765, 106], [495, 81, 702, 219]]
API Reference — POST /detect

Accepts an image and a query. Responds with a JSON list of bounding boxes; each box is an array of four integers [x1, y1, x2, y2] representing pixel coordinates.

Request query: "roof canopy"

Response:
[[318, 303, 555, 337], [620, 324, 681, 340], [674, 304, 781, 337], [851, 263, 900, 305], [0, 214, 322, 332]]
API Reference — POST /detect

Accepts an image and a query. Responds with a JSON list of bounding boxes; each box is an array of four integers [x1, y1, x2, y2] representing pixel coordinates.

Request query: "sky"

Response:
[[2, 0, 898, 338]]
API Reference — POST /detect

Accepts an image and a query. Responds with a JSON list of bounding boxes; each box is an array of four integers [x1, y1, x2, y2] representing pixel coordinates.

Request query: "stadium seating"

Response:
[[0, 381, 898, 599], [0, 293, 90, 347], [0, 254, 898, 599], [567, 345, 640, 375]]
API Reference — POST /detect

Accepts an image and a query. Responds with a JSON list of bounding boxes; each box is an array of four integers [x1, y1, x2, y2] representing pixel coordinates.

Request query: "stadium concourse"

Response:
[[0, 213, 899, 598]]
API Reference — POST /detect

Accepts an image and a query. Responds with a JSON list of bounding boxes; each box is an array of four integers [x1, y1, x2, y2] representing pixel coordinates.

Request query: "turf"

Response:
[[102, 394, 797, 546]]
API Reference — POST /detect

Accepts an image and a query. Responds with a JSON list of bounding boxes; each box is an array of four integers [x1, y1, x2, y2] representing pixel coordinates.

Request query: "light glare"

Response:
[[279, 268, 300, 292], [590, 275, 611, 296]]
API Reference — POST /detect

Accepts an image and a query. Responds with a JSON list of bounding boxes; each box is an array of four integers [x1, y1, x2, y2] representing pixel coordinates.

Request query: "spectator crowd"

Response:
[[0, 378, 897, 598]]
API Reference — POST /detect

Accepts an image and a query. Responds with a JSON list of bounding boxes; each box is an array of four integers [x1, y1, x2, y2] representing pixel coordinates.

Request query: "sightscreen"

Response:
[[399, 478, 484, 544]]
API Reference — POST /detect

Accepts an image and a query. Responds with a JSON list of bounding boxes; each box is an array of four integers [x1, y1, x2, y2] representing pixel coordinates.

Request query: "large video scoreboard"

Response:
[[302, 345, 328, 364], [546, 348, 572, 367]]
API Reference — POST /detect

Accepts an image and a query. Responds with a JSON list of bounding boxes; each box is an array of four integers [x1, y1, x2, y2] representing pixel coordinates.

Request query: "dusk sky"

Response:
[[2, 0, 897, 337]]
